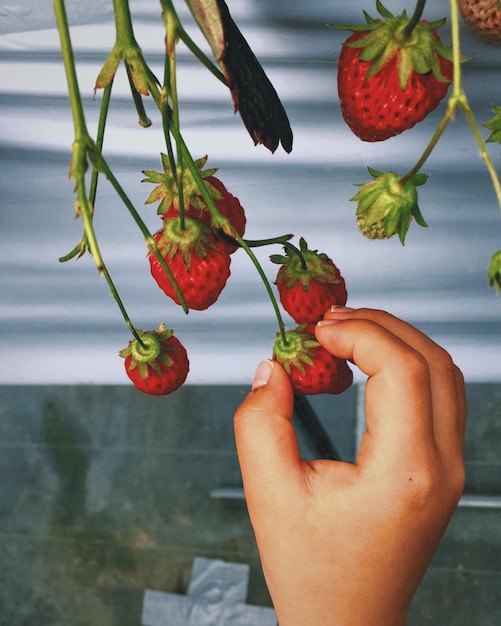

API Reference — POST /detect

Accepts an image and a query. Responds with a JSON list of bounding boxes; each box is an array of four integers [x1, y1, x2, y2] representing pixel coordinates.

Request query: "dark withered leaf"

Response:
[[215, 0, 293, 153]]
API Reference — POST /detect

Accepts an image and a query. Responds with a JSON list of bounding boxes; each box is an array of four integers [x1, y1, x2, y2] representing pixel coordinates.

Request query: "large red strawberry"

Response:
[[149, 216, 231, 311], [271, 238, 347, 324], [272, 324, 353, 395], [335, 3, 453, 142], [458, 0, 501, 44], [119, 324, 189, 396], [143, 155, 246, 254]]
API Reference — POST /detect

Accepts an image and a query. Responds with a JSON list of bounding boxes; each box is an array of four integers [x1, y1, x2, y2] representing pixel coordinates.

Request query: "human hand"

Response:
[[233, 307, 466, 626]]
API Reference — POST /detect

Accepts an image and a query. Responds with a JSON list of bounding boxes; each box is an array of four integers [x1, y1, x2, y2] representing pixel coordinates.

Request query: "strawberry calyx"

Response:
[[155, 216, 219, 269], [271, 238, 342, 291], [331, 1, 453, 89], [142, 154, 220, 215], [352, 167, 428, 244], [272, 325, 320, 375], [119, 324, 176, 379]]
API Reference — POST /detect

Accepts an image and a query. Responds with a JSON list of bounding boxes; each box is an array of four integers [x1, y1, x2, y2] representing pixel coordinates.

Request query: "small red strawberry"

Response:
[[458, 0, 501, 44], [272, 324, 353, 395], [142, 155, 246, 254], [334, 3, 453, 142], [149, 216, 231, 311], [271, 238, 347, 324], [119, 324, 189, 396]]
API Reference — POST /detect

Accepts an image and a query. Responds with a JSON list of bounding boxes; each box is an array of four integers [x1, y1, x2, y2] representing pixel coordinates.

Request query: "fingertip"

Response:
[[252, 359, 275, 391]]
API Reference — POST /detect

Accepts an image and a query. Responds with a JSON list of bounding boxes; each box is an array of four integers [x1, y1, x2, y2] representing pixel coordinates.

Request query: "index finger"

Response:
[[315, 316, 438, 470], [321, 308, 466, 460]]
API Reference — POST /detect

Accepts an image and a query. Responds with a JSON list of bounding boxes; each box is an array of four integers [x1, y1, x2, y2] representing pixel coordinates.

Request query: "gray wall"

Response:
[[0, 383, 499, 625]]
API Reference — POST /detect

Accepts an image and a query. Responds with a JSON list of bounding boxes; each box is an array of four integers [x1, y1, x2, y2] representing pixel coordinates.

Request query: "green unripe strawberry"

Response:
[[352, 167, 429, 244]]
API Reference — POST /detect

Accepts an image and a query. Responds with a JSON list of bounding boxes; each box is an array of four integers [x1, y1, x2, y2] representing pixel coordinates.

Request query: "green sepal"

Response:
[[272, 326, 320, 376], [154, 216, 217, 269], [142, 154, 220, 214], [488, 249, 501, 290], [484, 105, 501, 143], [272, 238, 342, 290], [119, 325, 176, 380], [329, 0, 452, 90]]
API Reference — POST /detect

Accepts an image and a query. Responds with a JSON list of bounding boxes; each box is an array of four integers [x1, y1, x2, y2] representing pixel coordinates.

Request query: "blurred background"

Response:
[[1, 0, 501, 385]]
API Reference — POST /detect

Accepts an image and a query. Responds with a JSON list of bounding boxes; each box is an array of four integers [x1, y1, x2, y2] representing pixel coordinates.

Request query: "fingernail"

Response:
[[317, 319, 341, 327], [252, 359, 274, 391], [330, 305, 355, 313]]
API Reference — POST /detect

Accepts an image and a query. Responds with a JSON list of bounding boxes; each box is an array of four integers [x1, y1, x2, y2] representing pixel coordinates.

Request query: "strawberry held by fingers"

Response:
[[272, 324, 353, 396], [335, 1, 453, 142], [271, 238, 347, 325]]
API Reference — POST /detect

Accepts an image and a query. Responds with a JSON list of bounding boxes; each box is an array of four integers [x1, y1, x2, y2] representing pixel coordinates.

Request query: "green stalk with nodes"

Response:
[[400, 0, 501, 210]]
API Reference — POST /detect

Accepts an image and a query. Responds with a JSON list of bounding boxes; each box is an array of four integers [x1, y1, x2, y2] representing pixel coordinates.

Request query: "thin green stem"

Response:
[[283, 241, 307, 271], [54, 0, 148, 346], [173, 133, 288, 342], [53, 0, 88, 140], [399, 106, 453, 184], [164, 5, 186, 229], [91, 153, 189, 313], [177, 24, 228, 86], [125, 64, 152, 128], [112, 0, 137, 45], [403, 0, 427, 38], [90, 81, 113, 206]]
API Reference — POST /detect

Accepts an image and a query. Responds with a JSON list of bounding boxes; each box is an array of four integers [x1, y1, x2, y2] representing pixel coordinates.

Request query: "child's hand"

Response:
[[234, 307, 466, 626]]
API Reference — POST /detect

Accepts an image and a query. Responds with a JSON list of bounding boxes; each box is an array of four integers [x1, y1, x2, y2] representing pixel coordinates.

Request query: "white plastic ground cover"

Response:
[[141, 557, 277, 626]]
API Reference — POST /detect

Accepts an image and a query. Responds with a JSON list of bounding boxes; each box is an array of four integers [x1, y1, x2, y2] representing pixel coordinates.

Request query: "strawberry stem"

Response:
[[163, 3, 187, 230], [219, 233, 294, 248], [161, 0, 227, 86], [173, 134, 289, 343], [401, 0, 501, 215], [125, 63, 152, 128], [283, 241, 308, 271], [403, 0, 427, 39]]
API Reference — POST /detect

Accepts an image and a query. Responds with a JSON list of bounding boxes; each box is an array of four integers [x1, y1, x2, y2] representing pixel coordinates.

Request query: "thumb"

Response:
[[234, 360, 300, 509]]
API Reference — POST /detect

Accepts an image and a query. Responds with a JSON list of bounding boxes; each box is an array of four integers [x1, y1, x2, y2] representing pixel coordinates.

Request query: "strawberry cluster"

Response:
[[270, 239, 353, 395], [119, 156, 246, 395]]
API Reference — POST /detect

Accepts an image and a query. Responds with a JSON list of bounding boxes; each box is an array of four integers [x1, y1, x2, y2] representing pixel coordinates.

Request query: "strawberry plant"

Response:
[[52, 0, 501, 452]]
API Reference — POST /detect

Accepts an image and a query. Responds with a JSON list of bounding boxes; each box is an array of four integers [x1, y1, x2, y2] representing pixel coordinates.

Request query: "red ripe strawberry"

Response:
[[335, 3, 453, 142], [149, 216, 231, 311], [457, 0, 501, 44], [162, 176, 246, 254], [119, 324, 189, 396], [271, 238, 347, 325], [272, 325, 353, 395], [142, 155, 246, 254]]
